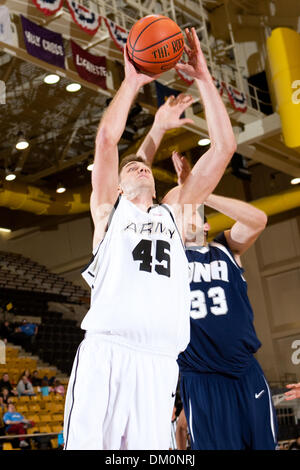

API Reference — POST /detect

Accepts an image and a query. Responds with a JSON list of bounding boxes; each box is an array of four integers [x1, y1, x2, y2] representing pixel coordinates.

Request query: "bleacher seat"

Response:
[[28, 412, 40, 420], [0, 251, 87, 448], [2, 442, 14, 450], [29, 403, 41, 413], [16, 404, 29, 413], [50, 437, 58, 449], [0, 251, 88, 301], [38, 425, 52, 433], [40, 414, 52, 423], [19, 396, 30, 402]]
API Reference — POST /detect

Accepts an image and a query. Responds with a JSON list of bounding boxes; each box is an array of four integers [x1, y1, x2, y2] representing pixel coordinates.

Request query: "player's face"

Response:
[[119, 161, 156, 198], [185, 208, 210, 244]]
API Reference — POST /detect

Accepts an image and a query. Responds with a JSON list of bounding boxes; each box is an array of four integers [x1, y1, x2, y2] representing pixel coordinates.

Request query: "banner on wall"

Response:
[[104, 17, 128, 52], [0, 5, 13, 45], [21, 15, 65, 69], [155, 80, 180, 107], [66, 0, 101, 35], [155, 81, 185, 118], [31, 0, 64, 16], [224, 83, 247, 113], [213, 77, 224, 96], [26, 0, 249, 113], [71, 40, 107, 89]]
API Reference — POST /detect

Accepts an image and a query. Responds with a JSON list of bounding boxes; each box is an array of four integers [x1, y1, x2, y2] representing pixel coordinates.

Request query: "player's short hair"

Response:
[[118, 154, 151, 175]]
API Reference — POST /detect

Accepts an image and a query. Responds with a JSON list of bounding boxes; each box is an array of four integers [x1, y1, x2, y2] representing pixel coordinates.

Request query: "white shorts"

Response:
[[63, 334, 179, 450]]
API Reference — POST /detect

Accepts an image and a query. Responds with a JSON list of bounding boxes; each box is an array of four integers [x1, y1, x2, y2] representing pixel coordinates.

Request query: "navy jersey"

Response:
[[177, 233, 261, 378]]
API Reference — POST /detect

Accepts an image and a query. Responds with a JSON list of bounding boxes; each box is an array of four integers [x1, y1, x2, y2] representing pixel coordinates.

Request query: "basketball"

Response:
[[126, 15, 184, 75]]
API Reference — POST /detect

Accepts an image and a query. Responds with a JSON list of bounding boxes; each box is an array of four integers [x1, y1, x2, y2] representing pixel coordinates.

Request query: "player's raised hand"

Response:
[[172, 151, 191, 185], [154, 93, 194, 132], [285, 382, 300, 401], [175, 27, 210, 80], [123, 46, 161, 89]]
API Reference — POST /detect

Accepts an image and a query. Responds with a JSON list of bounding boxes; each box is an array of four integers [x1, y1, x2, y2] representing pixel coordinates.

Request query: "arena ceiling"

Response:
[[0, 0, 300, 233]]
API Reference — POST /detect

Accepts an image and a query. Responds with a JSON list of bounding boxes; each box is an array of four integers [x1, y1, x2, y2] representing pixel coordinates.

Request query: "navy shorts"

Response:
[[180, 360, 278, 450]]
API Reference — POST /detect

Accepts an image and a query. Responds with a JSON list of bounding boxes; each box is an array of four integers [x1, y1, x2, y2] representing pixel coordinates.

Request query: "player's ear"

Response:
[[204, 221, 210, 232], [118, 184, 123, 195]]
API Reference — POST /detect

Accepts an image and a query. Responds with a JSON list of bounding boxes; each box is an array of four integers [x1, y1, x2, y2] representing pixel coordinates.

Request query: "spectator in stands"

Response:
[[53, 379, 65, 396], [3, 403, 35, 448], [17, 369, 32, 384], [0, 320, 14, 343], [39, 378, 52, 397], [0, 373, 18, 396], [57, 426, 64, 450], [14, 320, 38, 352], [285, 382, 300, 400], [20, 319, 38, 338], [0, 396, 5, 413], [16, 374, 35, 397], [49, 375, 57, 387], [31, 370, 42, 387], [0, 387, 14, 405]]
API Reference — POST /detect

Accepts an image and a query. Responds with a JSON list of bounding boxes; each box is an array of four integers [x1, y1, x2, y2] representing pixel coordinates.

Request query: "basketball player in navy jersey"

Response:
[[64, 27, 236, 450], [169, 152, 278, 450]]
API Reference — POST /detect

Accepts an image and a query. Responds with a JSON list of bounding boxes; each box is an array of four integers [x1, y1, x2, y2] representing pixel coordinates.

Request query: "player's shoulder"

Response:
[[210, 232, 243, 272]]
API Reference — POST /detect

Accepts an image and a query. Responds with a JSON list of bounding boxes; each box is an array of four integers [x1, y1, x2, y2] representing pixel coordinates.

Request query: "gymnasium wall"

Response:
[[0, 213, 299, 384], [0, 214, 93, 289], [243, 216, 300, 384]]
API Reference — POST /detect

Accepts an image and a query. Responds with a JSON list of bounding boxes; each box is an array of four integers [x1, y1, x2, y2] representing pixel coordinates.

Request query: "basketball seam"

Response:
[[133, 31, 183, 53], [128, 29, 135, 61], [127, 16, 183, 72], [129, 17, 180, 61], [131, 49, 184, 65], [132, 17, 170, 52]]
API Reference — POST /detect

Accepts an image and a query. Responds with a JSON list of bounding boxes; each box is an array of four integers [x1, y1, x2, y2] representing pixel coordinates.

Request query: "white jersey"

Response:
[[81, 195, 190, 358]]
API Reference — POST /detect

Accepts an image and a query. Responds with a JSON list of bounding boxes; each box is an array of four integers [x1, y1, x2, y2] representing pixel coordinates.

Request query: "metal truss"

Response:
[[3, 0, 300, 177]]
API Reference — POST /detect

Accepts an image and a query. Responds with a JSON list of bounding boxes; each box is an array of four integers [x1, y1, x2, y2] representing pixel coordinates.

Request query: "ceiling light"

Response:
[[0, 227, 11, 233], [15, 132, 29, 150], [5, 172, 16, 181], [198, 138, 211, 146], [56, 183, 66, 194], [66, 83, 81, 93], [44, 74, 60, 85], [87, 162, 94, 171], [291, 177, 300, 185]]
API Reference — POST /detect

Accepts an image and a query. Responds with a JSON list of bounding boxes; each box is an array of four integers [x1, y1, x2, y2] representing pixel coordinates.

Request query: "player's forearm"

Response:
[[136, 122, 165, 166], [195, 75, 236, 154], [176, 144, 232, 206], [205, 194, 267, 230], [175, 76, 236, 204], [96, 79, 140, 147]]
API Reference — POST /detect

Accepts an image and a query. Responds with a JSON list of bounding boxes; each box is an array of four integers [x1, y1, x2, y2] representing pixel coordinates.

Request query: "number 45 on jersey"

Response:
[[132, 239, 171, 277]]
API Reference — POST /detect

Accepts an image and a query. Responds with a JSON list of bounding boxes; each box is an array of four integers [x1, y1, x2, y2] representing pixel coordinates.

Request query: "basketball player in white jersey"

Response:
[[63, 27, 236, 450]]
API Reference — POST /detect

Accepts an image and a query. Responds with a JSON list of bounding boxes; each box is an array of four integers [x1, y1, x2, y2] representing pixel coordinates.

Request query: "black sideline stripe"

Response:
[[64, 342, 83, 450], [153, 203, 186, 251], [80, 195, 121, 276]]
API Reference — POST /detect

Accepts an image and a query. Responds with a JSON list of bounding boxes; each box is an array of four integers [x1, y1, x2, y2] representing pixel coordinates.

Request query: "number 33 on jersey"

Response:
[[178, 234, 262, 376]]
